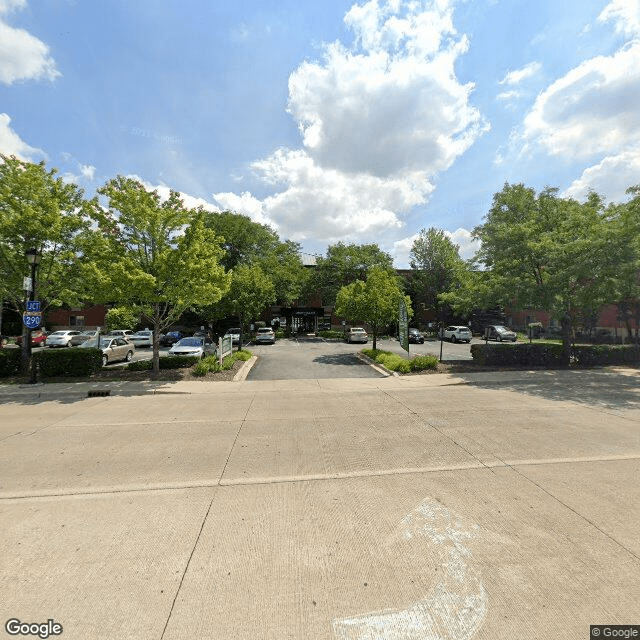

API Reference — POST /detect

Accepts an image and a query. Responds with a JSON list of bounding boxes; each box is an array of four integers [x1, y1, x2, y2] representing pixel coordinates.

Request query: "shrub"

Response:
[[362, 348, 385, 360], [275, 330, 286, 339], [126, 355, 200, 371], [410, 355, 438, 372], [318, 330, 345, 339], [374, 352, 412, 373], [193, 361, 210, 376], [0, 349, 21, 377], [236, 349, 252, 361], [35, 347, 102, 377]]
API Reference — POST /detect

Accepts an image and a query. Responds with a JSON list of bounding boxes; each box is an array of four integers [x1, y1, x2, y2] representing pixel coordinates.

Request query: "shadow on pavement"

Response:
[[312, 353, 370, 366], [455, 369, 640, 410]]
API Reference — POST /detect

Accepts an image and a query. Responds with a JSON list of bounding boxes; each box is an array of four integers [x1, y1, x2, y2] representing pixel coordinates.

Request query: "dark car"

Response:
[[408, 328, 424, 344], [159, 331, 182, 346], [485, 325, 517, 342]]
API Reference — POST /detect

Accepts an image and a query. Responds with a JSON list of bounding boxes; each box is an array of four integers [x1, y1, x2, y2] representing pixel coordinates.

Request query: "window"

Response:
[[69, 315, 85, 326]]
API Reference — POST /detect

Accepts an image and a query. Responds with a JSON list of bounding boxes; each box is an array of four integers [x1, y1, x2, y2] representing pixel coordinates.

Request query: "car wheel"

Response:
[[102, 355, 108, 367], [125, 350, 133, 362], [498, 335, 502, 342], [451, 335, 457, 343]]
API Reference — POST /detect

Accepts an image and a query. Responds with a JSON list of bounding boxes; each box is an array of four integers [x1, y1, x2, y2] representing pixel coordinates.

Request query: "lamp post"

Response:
[[24, 247, 41, 383]]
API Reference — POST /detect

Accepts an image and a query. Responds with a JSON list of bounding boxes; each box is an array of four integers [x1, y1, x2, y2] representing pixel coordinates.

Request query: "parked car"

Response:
[[346, 327, 368, 344], [106, 329, 135, 341], [46, 330, 82, 347], [484, 325, 517, 342], [408, 328, 424, 344], [130, 330, 153, 348], [159, 331, 182, 346], [69, 330, 97, 346], [15, 330, 47, 347], [80, 336, 135, 367], [440, 326, 472, 343], [168, 336, 216, 359], [255, 327, 276, 344], [224, 327, 241, 346]]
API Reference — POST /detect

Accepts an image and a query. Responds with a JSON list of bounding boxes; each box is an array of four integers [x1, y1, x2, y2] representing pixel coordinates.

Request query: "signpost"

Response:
[[399, 299, 409, 354]]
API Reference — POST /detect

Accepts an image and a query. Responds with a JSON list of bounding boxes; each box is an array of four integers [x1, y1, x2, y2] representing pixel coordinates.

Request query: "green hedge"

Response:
[[126, 355, 200, 371], [318, 330, 345, 339], [35, 347, 103, 377], [470, 343, 640, 366], [193, 350, 252, 376], [0, 349, 21, 377]]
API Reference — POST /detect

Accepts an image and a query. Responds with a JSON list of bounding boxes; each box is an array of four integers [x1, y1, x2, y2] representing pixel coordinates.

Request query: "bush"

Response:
[[126, 355, 200, 371], [470, 343, 640, 367], [192, 361, 210, 376], [362, 348, 385, 360], [274, 330, 286, 339], [410, 355, 438, 372], [35, 347, 102, 377], [0, 349, 21, 377]]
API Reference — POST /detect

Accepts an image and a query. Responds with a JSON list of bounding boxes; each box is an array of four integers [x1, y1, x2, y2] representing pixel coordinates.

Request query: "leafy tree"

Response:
[[313, 242, 395, 306], [83, 176, 231, 374], [407, 227, 467, 316], [204, 211, 307, 305], [334, 266, 412, 350], [104, 306, 139, 332], [465, 183, 630, 363], [224, 264, 276, 345], [0, 155, 93, 373]]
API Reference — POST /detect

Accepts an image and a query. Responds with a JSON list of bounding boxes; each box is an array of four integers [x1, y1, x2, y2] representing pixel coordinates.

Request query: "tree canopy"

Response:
[[334, 265, 411, 350], [313, 242, 395, 306], [83, 176, 231, 373]]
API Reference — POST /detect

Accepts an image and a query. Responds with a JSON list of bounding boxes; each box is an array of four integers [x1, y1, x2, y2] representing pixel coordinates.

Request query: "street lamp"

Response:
[[24, 247, 41, 383]]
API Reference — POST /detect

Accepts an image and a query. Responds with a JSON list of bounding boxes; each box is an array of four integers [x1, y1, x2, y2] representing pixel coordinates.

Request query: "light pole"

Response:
[[24, 247, 41, 383]]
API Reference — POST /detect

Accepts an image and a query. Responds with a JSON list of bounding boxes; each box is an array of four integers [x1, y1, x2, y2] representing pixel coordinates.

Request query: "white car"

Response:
[[107, 329, 135, 341], [47, 330, 82, 347], [168, 337, 216, 359], [347, 327, 368, 343], [440, 325, 472, 343], [130, 330, 153, 347], [255, 327, 275, 344], [224, 328, 241, 345]]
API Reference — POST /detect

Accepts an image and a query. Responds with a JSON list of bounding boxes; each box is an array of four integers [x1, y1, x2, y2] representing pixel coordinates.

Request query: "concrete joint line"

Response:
[[160, 496, 216, 640], [219, 393, 256, 483]]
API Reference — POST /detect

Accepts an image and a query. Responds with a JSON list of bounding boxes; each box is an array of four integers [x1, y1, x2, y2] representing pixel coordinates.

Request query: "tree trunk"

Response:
[[152, 323, 161, 376], [560, 314, 572, 367]]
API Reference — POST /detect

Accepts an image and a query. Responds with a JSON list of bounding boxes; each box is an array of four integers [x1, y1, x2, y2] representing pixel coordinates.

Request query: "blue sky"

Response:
[[1, 0, 639, 265]]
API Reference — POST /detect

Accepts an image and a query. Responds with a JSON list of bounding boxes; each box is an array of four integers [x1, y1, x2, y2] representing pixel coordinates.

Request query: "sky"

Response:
[[1, 0, 639, 266]]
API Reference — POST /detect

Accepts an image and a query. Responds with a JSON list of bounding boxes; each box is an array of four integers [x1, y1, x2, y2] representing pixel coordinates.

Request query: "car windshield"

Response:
[[50, 331, 66, 336], [258, 328, 272, 333], [176, 338, 203, 347], [82, 338, 112, 348], [494, 326, 509, 333]]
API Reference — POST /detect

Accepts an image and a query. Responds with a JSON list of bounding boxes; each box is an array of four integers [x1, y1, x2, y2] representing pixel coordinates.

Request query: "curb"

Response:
[[233, 355, 258, 381]]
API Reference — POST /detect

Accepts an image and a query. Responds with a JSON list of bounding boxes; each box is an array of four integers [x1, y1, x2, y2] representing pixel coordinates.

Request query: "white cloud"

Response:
[[499, 61, 541, 86], [0, 2, 60, 84], [522, 41, 640, 159], [563, 147, 640, 202], [598, 0, 640, 38], [212, 190, 275, 227], [220, 0, 486, 244], [0, 112, 44, 160]]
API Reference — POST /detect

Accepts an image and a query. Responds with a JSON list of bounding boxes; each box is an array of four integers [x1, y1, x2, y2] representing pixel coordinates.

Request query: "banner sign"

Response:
[[399, 299, 409, 353]]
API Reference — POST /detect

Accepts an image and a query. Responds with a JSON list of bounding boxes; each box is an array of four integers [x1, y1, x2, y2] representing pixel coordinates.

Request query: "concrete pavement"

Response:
[[1, 368, 639, 639]]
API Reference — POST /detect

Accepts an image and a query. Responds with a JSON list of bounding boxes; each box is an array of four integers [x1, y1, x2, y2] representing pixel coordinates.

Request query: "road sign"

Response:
[[26, 300, 41, 312], [399, 299, 409, 353], [23, 313, 42, 329]]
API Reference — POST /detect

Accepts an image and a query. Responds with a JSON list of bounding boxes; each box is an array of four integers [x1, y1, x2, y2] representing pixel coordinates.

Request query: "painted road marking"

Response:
[[333, 498, 486, 640]]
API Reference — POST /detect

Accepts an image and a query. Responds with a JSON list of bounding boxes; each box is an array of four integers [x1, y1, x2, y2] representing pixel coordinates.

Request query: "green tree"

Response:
[[204, 211, 307, 305], [467, 183, 630, 363], [0, 155, 93, 374], [83, 176, 231, 374], [313, 242, 395, 306], [334, 266, 412, 350], [407, 228, 467, 317], [224, 264, 276, 345], [104, 306, 139, 332]]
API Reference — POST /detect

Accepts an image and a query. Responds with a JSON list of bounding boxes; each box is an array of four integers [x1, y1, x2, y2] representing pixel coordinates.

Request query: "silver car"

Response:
[[47, 330, 82, 347], [440, 325, 472, 343], [485, 325, 517, 342], [255, 327, 275, 344], [80, 336, 135, 367], [168, 337, 216, 358], [130, 330, 153, 348], [347, 327, 368, 343]]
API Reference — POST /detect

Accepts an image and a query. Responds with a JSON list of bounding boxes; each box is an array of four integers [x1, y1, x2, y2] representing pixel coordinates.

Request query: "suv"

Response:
[[440, 326, 472, 343], [347, 327, 368, 343], [225, 327, 241, 346], [255, 327, 276, 344], [485, 325, 517, 342]]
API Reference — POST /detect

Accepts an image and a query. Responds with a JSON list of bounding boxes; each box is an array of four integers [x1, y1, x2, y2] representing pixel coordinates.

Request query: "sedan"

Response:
[[80, 336, 135, 367], [15, 330, 48, 347], [347, 327, 368, 344], [255, 327, 275, 344], [130, 330, 153, 348], [169, 337, 216, 359], [106, 329, 135, 341], [440, 326, 472, 343], [47, 330, 82, 347], [408, 328, 424, 344], [485, 325, 517, 342], [159, 331, 182, 347], [69, 330, 97, 346]]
